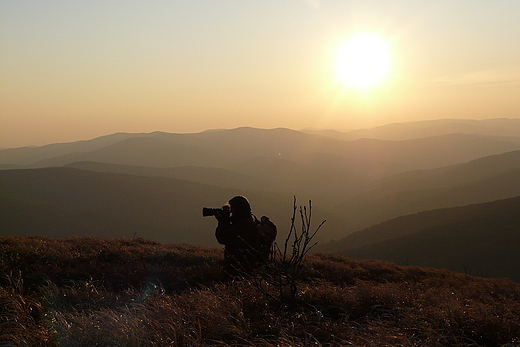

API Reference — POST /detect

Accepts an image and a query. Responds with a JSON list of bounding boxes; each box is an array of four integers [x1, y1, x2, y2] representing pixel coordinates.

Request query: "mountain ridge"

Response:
[[2, 119, 520, 283], [305, 118, 520, 141], [0, 166, 341, 245], [3, 125, 520, 173], [319, 195, 520, 281]]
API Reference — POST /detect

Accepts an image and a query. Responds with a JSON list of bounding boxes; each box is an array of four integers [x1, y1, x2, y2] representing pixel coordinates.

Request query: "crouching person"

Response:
[[214, 196, 258, 277]]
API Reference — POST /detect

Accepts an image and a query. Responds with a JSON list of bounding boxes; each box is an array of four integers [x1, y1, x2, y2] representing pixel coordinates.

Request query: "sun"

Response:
[[336, 33, 390, 89]]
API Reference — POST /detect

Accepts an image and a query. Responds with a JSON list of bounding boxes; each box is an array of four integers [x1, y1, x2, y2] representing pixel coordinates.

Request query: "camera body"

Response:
[[202, 205, 230, 217]]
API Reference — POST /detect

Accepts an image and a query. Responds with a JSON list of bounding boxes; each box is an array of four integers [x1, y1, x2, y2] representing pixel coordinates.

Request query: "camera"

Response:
[[202, 205, 230, 217]]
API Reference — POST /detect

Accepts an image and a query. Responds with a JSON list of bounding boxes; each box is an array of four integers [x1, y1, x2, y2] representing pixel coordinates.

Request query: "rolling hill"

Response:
[[319, 195, 520, 282], [61, 149, 520, 234], [0, 167, 342, 245], [63, 161, 263, 192], [332, 149, 520, 230], [2, 120, 520, 283], [3, 125, 520, 212], [0, 132, 136, 166], [306, 117, 520, 141], [3, 126, 520, 175]]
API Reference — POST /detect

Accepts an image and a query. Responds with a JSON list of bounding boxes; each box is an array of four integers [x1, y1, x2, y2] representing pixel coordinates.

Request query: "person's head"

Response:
[[227, 195, 251, 218]]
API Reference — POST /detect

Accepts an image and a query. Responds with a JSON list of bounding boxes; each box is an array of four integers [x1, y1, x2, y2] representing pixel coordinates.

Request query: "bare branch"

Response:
[[252, 197, 325, 302]]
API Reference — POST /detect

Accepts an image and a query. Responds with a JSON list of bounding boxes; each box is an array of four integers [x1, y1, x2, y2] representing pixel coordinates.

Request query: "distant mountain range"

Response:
[[3, 124, 520, 206], [2, 118, 520, 280], [304, 117, 520, 141]]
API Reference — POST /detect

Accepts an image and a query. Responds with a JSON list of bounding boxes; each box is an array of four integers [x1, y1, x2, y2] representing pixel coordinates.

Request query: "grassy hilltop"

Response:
[[1, 236, 520, 346]]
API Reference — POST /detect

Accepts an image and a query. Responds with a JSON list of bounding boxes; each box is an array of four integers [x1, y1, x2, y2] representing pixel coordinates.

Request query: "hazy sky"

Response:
[[2, 1, 520, 148]]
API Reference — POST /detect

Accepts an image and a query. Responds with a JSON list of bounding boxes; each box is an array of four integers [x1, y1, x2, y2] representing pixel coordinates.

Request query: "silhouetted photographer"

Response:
[[204, 196, 259, 277]]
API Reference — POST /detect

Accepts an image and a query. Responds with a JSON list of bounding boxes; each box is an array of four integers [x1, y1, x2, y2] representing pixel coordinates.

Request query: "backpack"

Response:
[[255, 216, 277, 262]]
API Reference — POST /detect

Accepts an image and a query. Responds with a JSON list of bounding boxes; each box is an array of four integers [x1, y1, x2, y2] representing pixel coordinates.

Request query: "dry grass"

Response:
[[1, 236, 520, 346]]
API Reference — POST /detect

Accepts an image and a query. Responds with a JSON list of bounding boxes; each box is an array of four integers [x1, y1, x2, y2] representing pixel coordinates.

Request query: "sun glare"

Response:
[[336, 33, 390, 89]]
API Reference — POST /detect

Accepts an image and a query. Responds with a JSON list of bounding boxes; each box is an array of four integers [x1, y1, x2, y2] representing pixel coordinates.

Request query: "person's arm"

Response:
[[215, 209, 234, 245]]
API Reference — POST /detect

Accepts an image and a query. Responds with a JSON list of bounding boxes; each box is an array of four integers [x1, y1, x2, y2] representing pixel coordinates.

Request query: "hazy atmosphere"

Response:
[[3, 3, 520, 344], [2, 1, 520, 148]]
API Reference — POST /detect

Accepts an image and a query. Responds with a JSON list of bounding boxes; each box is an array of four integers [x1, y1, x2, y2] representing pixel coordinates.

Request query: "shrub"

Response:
[[252, 198, 325, 302]]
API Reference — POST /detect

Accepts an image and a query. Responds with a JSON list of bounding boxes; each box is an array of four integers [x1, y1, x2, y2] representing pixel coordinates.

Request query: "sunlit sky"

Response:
[[2, 1, 520, 148]]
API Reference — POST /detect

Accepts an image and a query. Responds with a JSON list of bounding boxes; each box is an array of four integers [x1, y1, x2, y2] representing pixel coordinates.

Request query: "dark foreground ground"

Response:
[[1, 236, 520, 346]]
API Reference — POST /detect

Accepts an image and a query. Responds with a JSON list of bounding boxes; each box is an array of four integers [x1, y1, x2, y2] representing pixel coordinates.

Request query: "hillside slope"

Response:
[[1, 236, 519, 346], [64, 161, 263, 192], [0, 167, 343, 244], [333, 150, 520, 230], [0, 132, 135, 165], [320, 195, 520, 282]]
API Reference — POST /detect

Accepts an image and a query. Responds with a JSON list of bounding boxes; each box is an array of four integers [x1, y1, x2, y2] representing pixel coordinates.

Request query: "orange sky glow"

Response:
[[1, 1, 520, 148]]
